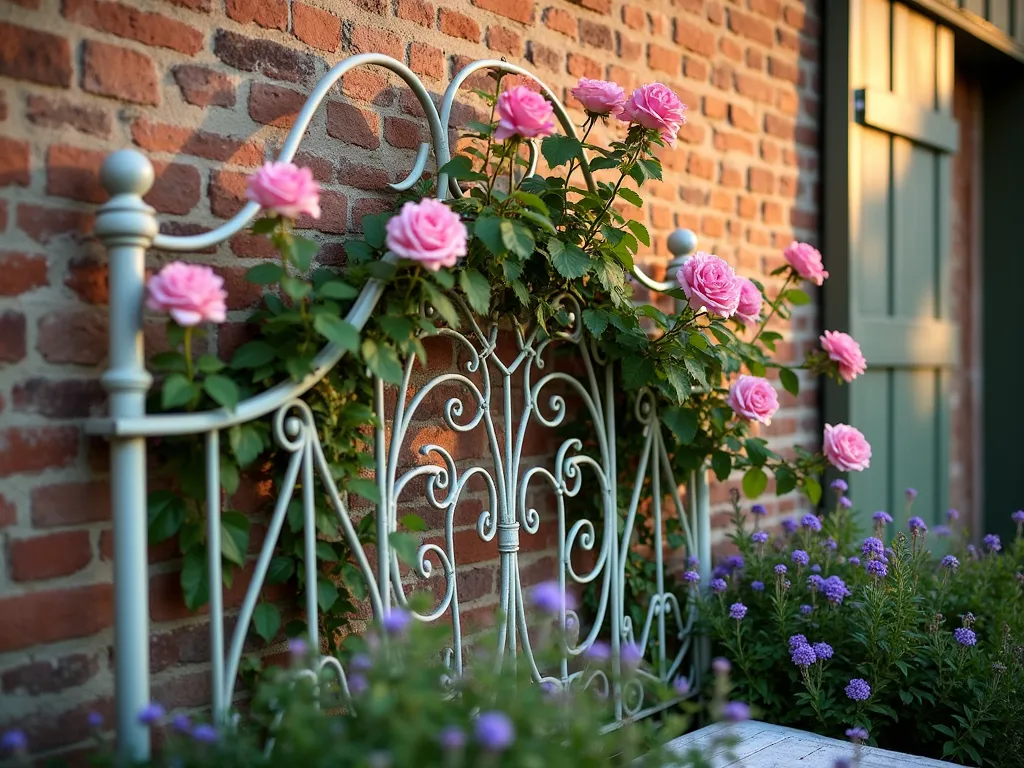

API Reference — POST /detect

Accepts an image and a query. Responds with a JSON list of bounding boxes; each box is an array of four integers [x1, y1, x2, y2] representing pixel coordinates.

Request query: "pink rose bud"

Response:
[[783, 241, 829, 286], [385, 198, 468, 271], [820, 330, 867, 383], [246, 161, 321, 220], [676, 252, 742, 318], [146, 262, 228, 327], [570, 77, 626, 116], [823, 423, 871, 472], [619, 83, 687, 145], [494, 85, 557, 141], [728, 375, 779, 426], [734, 277, 763, 326]]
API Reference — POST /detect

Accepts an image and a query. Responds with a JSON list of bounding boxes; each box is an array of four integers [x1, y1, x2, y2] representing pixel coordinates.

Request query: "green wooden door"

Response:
[[826, 0, 960, 533]]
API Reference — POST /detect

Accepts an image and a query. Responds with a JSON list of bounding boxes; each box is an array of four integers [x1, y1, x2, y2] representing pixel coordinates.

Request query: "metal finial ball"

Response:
[[667, 228, 698, 258], [100, 149, 155, 197]]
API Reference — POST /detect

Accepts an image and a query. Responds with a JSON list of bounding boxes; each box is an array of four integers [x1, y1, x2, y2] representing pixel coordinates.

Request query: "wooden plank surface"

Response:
[[664, 721, 954, 767]]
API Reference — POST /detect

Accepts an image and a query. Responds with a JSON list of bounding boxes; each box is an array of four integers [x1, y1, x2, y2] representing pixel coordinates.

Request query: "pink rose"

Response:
[[820, 330, 867, 383], [728, 375, 779, 426], [823, 423, 871, 472], [147, 262, 228, 327], [735, 277, 762, 326], [246, 162, 321, 220], [783, 241, 829, 286], [385, 198, 468, 271], [619, 83, 687, 144], [494, 85, 556, 141], [677, 252, 742, 317], [571, 77, 626, 116]]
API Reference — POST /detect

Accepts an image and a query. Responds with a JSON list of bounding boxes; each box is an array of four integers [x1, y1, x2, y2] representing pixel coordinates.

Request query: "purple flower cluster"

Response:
[[729, 602, 748, 621], [476, 711, 515, 752], [584, 640, 611, 662], [722, 702, 750, 722], [984, 533, 1002, 552], [800, 604, 814, 616], [682, 570, 700, 584], [846, 726, 869, 743], [752, 530, 769, 544], [807, 574, 824, 592], [861, 537, 884, 558], [823, 575, 852, 605], [440, 726, 466, 751], [845, 678, 871, 701], [810, 564, 822, 573], [830, 479, 848, 492], [781, 518, 798, 534], [710, 578, 728, 594], [673, 676, 691, 695], [1, 731, 27, 753], [905, 487, 918, 500], [712, 657, 732, 674], [954, 628, 977, 647], [382, 608, 412, 635], [789, 634, 807, 648], [908, 516, 928, 534], [791, 549, 809, 566], [948, 508, 960, 521], [801, 514, 822, 532], [825, 537, 838, 551], [935, 525, 952, 537], [847, 556, 861, 566], [622, 642, 643, 669], [865, 560, 888, 579], [138, 703, 165, 726], [531, 582, 577, 614], [790, 643, 817, 667], [1012, 510, 1024, 525], [774, 564, 788, 576], [839, 496, 852, 510], [940, 555, 959, 570], [751, 504, 767, 516], [812, 642, 834, 660], [873, 510, 893, 525], [750, 580, 765, 592]]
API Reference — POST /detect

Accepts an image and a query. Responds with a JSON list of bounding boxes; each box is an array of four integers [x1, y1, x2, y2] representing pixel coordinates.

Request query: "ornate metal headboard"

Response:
[[87, 53, 712, 760]]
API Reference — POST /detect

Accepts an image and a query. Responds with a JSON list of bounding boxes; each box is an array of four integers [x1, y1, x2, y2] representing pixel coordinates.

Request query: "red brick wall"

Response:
[[0, 0, 821, 757]]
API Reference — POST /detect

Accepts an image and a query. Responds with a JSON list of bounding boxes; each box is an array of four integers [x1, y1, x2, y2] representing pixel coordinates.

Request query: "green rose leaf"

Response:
[[192, 353, 223, 374], [180, 549, 209, 611], [361, 338, 404, 384], [617, 188, 643, 207], [458, 268, 491, 315], [230, 341, 276, 370], [803, 476, 823, 505], [438, 155, 488, 181], [289, 236, 319, 272], [317, 280, 359, 300], [228, 423, 265, 467], [711, 451, 732, 481], [315, 541, 339, 562], [348, 477, 382, 504], [622, 357, 656, 389], [400, 513, 429, 532], [422, 283, 461, 328], [540, 134, 582, 168], [220, 511, 251, 567], [362, 213, 390, 249], [313, 314, 360, 352], [626, 220, 651, 247], [252, 602, 281, 643], [662, 406, 699, 444], [245, 262, 284, 285], [582, 309, 609, 337], [775, 465, 798, 495], [742, 466, 769, 498], [500, 219, 535, 259], [342, 563, 368, 601], [203, 374, 240, 410], [220, 454, 240, 495], [389, 531, 419, 568], [317, 579, 339, 612], [785, 288, 812, 306], [161, 373, 197, 410], [148, 490, 186, 544], [780, 367, 800, 396], [548, 239, 591, 279], [267, 555, 295, 585], [744, 438, 770, 468], [281, 276, 311, 301], [474, 216, 507, 256]]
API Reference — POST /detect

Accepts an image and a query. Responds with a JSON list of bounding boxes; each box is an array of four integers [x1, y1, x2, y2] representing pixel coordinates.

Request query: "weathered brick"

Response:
[[674, 19, 714, 57], [384, 116, 422, 149], [409, 42, 444, 79], [768, 56, 800, 83], [750, 0, 782, 19], [648, 43, 680, 75], [397, 0, 435, 26], [0, 22, 72, 87], [66, 257, 107, 304], [350, 25, 404, 59], [688, 152, 714, 180], [703, 94, 727, 119], [208, 169, 249, 219], [12, 378, 106, 419], [65, 0, 203, 54], [1, 653, 100, 696], [714, 129, 754, 155], [544, 7, 577, 38], [147, 162, 201, 215], [10, 530, 93, 581], [173, 65, 237, 107], [326, 101, 380, 150], [720, 165, 742, 188], [0, 252, 47, 296], [247, 82, 304, 128], [214, 29, 316, 84], [777, 26, 799, 51], [471, 0, 533, 23], [776, 88, 799, 116], [341, 69, 395, 106], [0, 584, 113, 653], [0, 494, 15, 530], [706, 0, 724, 24], [16, 204, 93, 244], [719, 36, 742, 62], [779, 175, 798, 198], [0, 426, 80, 479], [622, 4, 645, 30], [729, 103, 757, 132], [46, 144, 106, 204], [131, 118, 262, 166], [0, 137, 30, 187], [338, 160, 390, 191], [617, 33, 641, 63], [37, 309, 106, 365], [82, 40, 160, 105], [225, 0, 287, 30], [527, 41, 561, 72], [567, 53, 601, 80], [684, 57, 708, 81], [0, 311, 26, 363], [25, 94, 111, 138], [783, 4, 806, 30], [735, 72, 773, 103], [728, 8, 774, 46], [488, 26, 522, 55], [748, 166, 775, 194], [567, 0, 610, 13], [579, 18, 612, 48], [737, 195, 757, 219], [747, 47, 765, 70], [765, 112, 796, 140], [702, 213, 725, 237], [293, 3, 341, 52], [439, 9, 481, 42]]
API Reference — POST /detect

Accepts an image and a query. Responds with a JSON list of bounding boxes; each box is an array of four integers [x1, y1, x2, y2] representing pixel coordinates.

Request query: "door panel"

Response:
[[836, 0, 960, 533]]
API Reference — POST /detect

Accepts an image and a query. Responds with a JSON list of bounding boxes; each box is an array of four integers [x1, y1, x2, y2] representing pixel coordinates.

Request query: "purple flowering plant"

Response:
[[700, 494, 1024, 766]]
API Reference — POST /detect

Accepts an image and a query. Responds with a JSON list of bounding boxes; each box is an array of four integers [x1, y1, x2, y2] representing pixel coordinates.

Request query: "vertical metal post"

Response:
[[692, 465, 712, 675], [95, 150, 158, 762]]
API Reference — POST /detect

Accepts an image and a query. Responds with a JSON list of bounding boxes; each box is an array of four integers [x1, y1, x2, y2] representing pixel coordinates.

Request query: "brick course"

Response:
[[0, 0, 821, 757]]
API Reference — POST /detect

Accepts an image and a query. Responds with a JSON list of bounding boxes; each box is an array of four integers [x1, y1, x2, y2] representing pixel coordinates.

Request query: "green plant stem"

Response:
[[751, 272, 794, 344], [183, 326, 194, 382], [582, 142, 645, 248], [563, 117, 597, 192]]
